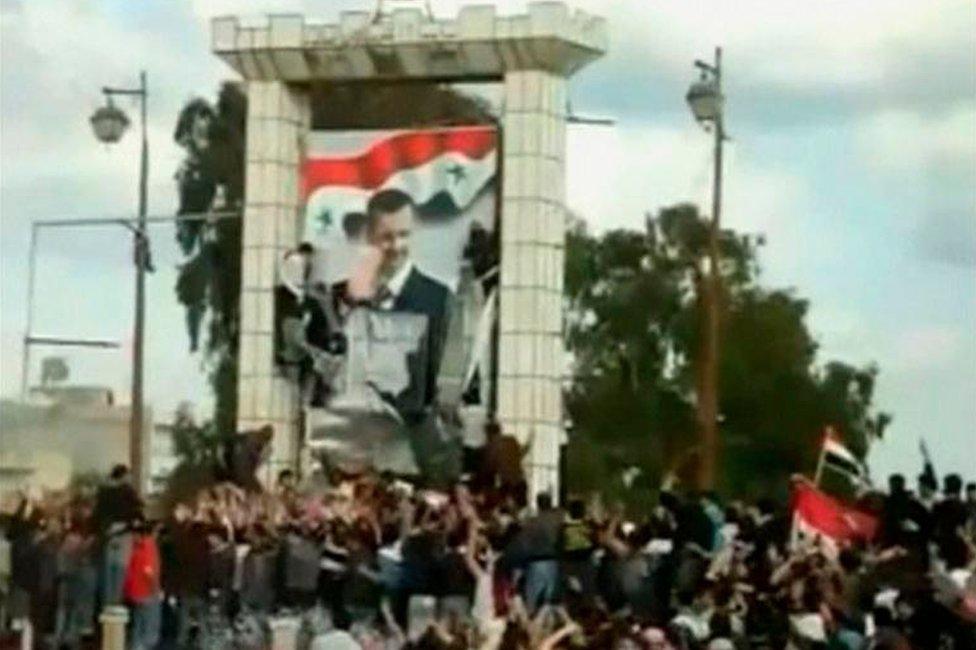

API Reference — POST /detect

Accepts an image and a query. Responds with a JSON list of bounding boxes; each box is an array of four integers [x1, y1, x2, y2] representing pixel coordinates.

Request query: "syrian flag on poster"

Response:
[[822, 430, 870, 487], [791, 480, 878, 554], [302, 126, 497, 243]]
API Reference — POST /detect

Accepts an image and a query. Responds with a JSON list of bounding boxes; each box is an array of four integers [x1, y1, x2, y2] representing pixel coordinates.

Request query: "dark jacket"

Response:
[[512, 509, 564, 564], [92, 481, 141, 535], [168, 522, 210, 597]]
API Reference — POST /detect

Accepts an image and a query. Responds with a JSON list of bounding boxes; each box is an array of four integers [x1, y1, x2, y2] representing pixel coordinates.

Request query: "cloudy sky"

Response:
[[1, 0, 973, 480]]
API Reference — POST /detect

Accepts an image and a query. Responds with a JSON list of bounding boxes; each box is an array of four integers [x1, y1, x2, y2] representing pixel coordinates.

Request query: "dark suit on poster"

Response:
[[332, 266, 452, 418]]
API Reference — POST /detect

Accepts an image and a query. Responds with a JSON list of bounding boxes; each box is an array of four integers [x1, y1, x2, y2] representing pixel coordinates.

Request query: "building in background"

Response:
[[148, 421, 180, 495], [0, 385, 152, 497]]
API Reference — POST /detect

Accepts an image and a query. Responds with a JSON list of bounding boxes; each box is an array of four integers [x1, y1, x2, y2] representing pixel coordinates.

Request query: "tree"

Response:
[[173, 82, 494, 435], [174, 83, 246, 436], [564, 204, 890, 504]]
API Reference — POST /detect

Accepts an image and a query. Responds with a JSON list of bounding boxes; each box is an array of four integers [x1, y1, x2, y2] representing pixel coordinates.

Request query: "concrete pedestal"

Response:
[[269, 616, 301, 650], [99, 606, 129, 650]]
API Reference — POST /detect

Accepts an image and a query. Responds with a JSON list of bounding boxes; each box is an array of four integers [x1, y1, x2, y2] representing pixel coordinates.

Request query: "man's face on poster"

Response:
[[369, 203, 413, 277]]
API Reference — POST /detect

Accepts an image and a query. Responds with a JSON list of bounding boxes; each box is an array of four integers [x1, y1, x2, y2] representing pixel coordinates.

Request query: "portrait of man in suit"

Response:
[[335, 188, 453, 415]]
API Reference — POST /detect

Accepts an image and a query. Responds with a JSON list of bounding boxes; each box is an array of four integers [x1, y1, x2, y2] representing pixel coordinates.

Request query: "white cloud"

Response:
[[858, 107, 976, 176]]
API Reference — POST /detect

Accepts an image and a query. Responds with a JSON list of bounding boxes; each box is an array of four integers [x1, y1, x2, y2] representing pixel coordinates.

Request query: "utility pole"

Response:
[[89, 71, 150, 493], [687, 48, 726, 490]]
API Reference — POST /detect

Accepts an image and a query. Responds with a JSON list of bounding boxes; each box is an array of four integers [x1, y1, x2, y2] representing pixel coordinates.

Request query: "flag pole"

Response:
[[813, 426, 832, 487]]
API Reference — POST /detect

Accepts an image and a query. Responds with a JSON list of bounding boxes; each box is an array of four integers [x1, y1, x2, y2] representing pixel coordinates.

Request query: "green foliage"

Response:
[[310, 81, 495, 129], [162, 403, 230, 508], [173, 83, 246, 436], [68, 471, 103, 498], [564, 205, 891, 503], [169, 403, 225, 468]]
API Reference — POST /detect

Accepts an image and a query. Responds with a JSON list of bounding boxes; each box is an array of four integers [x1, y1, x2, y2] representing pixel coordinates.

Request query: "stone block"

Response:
[[245, 160, 268, 201], [273, 51, 309, 80], [514, 244, 531, 284], [497, 374, 515, 414], [257, 247, 277, 289], [457, 5, 496, 39], [392, 8, 423, 40], [521, 71, 542, 111], [521, 157, 539, 198], [252, 27, 270, 51], [509, 15, 531, 40], [516, 332, 534, 375], [254, 327, 274, 372], [516, 377, 533, 419], [516, 287, 533, 331], [242, 248, 260, 289], [253, 376, 274, 419], [255, 291, 273, 333], [499, 197, 521, 244], [240, 290, 258, 330], [499, 287, 516, 334], [522, 114, 541, 155], [502, 155, 523, 198], [525, 203, 543, 245], [239, 331, 256, 377], [256, 205, 276, 246], [239, 49, 262, 80], [269, 14, 303, 48], [420, 21, 441, 39], [212, 16, 239, 52], [238, 380, 255, 418], [503, 113, 524, 154], [339, 11, 370, 39], [529, 2, 569, 39], [276, 206, 298, 247]]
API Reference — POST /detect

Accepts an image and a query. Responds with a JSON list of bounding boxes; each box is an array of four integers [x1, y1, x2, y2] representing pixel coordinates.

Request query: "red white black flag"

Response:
[[791, 480, 878, 553]]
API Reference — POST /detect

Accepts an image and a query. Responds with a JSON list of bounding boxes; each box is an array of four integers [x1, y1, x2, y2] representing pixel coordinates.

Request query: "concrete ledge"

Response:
[[212, 1, 606, 81]]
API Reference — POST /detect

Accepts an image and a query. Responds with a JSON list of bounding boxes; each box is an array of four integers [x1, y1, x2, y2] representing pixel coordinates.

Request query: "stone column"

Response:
[[99, 606, 128, 650], [237, 80, 310, 484], [497, 69, 567, 501]]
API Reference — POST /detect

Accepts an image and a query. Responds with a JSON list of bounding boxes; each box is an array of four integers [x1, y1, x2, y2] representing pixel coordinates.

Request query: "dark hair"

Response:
[[484, 421, 501, 437], [366, 189, 413, 232], [536, 492, 553, 511], [567, 498, 586, 519], [918, 473, 937, 490], [710, 611, 733, 638], [966, 482, 976, 493], [278, 469, 295, 482], [888, 473, 905, 492], [110, 464, 129, 480], [872, 606, 894, 628], [838, 548, 862, 573], [342, 212, 367, 239], [943, 473, 962, 495]]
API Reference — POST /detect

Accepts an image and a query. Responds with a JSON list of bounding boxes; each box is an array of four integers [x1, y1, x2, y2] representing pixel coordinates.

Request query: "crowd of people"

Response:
[[1, 438, 975, 649]]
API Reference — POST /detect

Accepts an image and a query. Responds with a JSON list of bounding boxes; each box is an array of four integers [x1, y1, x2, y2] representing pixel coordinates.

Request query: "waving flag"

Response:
[[303, 126, 497, 240], [791, 480, 878, 554], [821, 434, 870, 487]]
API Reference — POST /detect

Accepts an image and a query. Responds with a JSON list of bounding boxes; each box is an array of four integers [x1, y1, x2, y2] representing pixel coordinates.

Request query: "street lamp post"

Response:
[[686, 48, 726, 490], [90, 71, 149, 494]]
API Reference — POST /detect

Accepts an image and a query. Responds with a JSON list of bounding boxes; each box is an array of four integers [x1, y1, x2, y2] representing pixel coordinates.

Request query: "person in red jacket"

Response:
[[123, 517, 161, 650]]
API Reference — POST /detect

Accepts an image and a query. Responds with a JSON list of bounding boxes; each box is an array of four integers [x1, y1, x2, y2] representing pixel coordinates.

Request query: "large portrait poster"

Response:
[[283, 126, 499, 482]]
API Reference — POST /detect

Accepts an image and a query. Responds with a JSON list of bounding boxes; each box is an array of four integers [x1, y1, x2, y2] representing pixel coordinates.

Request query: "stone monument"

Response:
[[211, 2, 607, 497]]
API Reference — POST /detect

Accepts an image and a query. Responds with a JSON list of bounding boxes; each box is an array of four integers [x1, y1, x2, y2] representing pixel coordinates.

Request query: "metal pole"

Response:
[[129, 70, 148, 494], [21, 223, 39, 400], [700, 47, 724, 490]]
